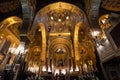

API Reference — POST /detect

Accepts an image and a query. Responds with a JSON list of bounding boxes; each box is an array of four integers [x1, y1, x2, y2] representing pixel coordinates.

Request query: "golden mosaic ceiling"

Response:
[[25, 2, 96, 73]]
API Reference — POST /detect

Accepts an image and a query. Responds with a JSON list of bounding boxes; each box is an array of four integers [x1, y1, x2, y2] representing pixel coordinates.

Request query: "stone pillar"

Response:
[[100, 63, 108, 80], [0, 54, 10, 70]]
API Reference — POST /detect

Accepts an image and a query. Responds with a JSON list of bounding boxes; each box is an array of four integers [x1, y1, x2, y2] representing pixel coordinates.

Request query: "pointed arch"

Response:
[[38, 23, 46, 62], [0, 16, 23, 32], [74, 22, 84, 61]]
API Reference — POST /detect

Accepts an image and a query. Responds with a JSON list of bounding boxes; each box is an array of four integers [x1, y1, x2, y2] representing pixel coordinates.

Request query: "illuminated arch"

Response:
[[26, 23, 46, 68], [0, 16, 23, 32], [29, 2, 88, 40], [0, 16, 23, 53], [74, 22, 96, 69], [74, 22, 84, 61], [48, 38, 73, 57], [38, 23, 46, 62]]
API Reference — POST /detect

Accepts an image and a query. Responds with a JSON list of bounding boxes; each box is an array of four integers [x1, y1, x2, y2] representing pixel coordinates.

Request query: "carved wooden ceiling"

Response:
[[0, 1, 21, 14], [102, 0, 120, 12]]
